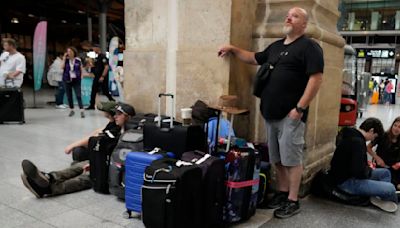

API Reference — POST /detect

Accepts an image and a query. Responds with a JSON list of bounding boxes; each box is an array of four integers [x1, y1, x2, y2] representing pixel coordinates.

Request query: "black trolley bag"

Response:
[[0, 79, 25, 124], [143, 93, 206, 158], [109, 128, 144, 199], [223, 147, 260, 223], [89, 132, 119, 194], [180, 151, 225, 227], [142, 158, 203, 228]]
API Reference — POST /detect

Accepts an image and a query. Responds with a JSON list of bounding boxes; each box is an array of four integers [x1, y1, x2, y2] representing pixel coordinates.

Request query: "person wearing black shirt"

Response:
[[218, 7, 323, 218], [86, 44, 115, 110], [330, 118, 398, 212], [19, 102, 136, 198], [367, 117, 400, 190]]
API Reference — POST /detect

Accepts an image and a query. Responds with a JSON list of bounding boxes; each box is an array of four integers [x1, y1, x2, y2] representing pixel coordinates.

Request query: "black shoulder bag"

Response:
[[253, 47, 290, 98]]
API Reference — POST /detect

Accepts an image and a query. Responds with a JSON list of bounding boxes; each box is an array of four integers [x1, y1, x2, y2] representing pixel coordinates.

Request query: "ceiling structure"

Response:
[[1, 0, 124, 45]]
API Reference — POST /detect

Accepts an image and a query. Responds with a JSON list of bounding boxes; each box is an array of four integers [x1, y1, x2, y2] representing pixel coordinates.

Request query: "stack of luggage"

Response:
[[0, 79, 24, 124], [102, 93, 271, 226]]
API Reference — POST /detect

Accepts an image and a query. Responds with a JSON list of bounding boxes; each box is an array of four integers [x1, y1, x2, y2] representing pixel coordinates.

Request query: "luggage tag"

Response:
[[148, 147, 162, 155], [105, 130, 115, 139], [175, 160, 193, 167]]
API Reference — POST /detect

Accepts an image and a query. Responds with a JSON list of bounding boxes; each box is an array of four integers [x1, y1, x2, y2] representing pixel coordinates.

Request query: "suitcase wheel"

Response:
[[123, 211, 131, 219]]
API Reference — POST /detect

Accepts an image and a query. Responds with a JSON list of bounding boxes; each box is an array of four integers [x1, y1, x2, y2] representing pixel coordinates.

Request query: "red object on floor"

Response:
[[339, 98, 357, 126]]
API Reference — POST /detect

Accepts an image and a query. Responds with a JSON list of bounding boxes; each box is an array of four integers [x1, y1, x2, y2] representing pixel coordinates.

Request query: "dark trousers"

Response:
[[55, 81, 65, 105], [89, 76, 114, 107], [64, 80, 83, 109], [49, 161, 92, 196]]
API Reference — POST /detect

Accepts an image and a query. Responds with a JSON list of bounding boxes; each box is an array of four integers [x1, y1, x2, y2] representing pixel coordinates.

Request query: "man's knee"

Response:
[[72, 147, 89, 162]]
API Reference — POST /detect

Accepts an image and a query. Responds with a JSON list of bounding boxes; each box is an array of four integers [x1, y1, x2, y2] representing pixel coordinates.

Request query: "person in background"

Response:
[[20, 102, 136, 198], [86, 44, 115, 110], [61, 47, 85, 118], [0, 38, 26, 88], [218, 7, 324, 218], [330, 118, 397, 213], [47, 53, 67, 109], [384, 80, 393, 105], [368, 117, 400, 190]]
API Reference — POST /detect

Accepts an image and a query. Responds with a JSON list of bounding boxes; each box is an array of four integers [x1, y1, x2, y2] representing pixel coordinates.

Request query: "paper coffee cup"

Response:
[[181, 108, 192, 125]]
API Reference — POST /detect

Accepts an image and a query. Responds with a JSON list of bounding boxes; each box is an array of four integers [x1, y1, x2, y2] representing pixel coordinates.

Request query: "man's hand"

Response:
[[99, 76, 105, 82], [392, 162, 400, 170], [82, 163, 90, 172], [6, 72, 14, 79], [374, 155, 386, 167], [64, 145, 73, 154], [218, 45, 234, 58], [288, 108, 303, 120]]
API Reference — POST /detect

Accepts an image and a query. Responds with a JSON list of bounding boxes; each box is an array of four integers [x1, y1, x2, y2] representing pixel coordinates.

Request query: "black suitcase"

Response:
[[143, 93, 206, 158], [89, 134, 119, 194], [0, 87, 25, 124], [109, 129, 144, 199], [181, 151, 225, 227], [142, 158, 203, 228]]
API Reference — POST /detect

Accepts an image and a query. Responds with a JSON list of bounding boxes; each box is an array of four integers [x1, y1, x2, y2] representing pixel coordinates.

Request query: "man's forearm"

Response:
[[231, 47, 258, 65], [7, 71, 22, 78], [297, 73, 323, 108], [101, 66, 109, 78]]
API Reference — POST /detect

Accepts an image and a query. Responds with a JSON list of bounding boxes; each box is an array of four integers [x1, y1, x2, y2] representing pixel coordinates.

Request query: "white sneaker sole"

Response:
[[370, 197, 398, 213]]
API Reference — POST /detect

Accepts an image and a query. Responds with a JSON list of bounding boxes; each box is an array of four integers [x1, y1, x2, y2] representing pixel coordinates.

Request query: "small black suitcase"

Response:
[[0, 87, 25, 124], [142, 158, 203, 228], [181, 151, 225, 227], [143, 94, 206, 158], [89, 134, 119, 194]]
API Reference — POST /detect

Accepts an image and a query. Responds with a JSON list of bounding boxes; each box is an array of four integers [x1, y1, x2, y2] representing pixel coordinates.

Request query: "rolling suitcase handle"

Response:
[[157, 93, 174, 129], [4, 78, 15, 88]]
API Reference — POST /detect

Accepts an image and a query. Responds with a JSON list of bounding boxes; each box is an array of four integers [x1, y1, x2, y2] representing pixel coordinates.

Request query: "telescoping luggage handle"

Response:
[[157, 93, 174, 129]]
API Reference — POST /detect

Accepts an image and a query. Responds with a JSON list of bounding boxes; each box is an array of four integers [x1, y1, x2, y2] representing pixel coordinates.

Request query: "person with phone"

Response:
[[61, 47, 85, 118]]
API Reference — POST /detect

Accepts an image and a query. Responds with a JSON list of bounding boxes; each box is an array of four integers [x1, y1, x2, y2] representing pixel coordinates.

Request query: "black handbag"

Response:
[[253, 63, 274, 98], [253, 45, 291, 98]]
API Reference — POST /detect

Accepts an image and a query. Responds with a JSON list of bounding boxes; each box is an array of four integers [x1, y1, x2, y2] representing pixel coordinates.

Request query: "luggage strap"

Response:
[[225, 179, 259, 189], [195, 154, 211, 165], [148, 147, 162, 155]]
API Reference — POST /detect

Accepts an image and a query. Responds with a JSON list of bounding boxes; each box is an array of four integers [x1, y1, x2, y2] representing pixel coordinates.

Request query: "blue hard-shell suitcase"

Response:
[[125, 149, 174, 217]]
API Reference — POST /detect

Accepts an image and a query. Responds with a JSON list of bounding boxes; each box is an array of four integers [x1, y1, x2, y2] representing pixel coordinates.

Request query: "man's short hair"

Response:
[[2, 38, 17, 48], [359, 117, 384, 138]]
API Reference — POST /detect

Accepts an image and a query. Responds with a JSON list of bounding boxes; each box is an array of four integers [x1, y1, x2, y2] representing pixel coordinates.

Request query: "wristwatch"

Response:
[[295, 106, 306, 114]]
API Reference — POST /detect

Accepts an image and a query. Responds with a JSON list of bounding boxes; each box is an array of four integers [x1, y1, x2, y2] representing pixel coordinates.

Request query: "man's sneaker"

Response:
[[266, 191, 289, 209], [20, 174, 50, 198], [21, 160, 49, 188], [370, 197, 398, 213], [68, 110, 75, 117], [274, 200, 300, 219], [81, 112, 85, 118], [55, 105, 67, 109]]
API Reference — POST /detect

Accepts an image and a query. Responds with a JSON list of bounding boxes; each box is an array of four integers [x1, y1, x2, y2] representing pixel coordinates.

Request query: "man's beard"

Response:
[[282, 25, 293, 35]]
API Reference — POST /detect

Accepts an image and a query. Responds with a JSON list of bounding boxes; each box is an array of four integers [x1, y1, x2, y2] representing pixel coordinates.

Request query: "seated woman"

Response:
[[368, 117, 400, 190]]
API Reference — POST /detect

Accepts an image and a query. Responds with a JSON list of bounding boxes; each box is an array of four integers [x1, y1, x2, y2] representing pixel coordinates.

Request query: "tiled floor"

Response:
[[1, 88, 399, 227]]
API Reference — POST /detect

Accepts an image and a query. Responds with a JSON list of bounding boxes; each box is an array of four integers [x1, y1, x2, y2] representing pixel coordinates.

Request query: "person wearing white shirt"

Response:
[[0, 38, 26, 88]]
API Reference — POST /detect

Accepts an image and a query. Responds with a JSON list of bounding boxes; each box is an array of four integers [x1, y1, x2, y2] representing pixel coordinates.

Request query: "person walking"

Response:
[[61, 47, 85, 118], [0, 38, 26, 88], [218, 7, 324, 218], [86, 44, 115, 110]]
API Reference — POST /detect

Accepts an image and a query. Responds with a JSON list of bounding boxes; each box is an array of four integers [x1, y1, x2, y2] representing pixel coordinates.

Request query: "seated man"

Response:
[[64, 101, 119, 162], [20, 103, 136, 198], [330, 117, 398, 212]]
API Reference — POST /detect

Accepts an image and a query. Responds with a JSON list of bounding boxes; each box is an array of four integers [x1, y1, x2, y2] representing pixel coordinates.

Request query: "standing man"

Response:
[[218, 7, 324, 218], [86, 44, 115, 110], [0, 38, 26, 88]]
